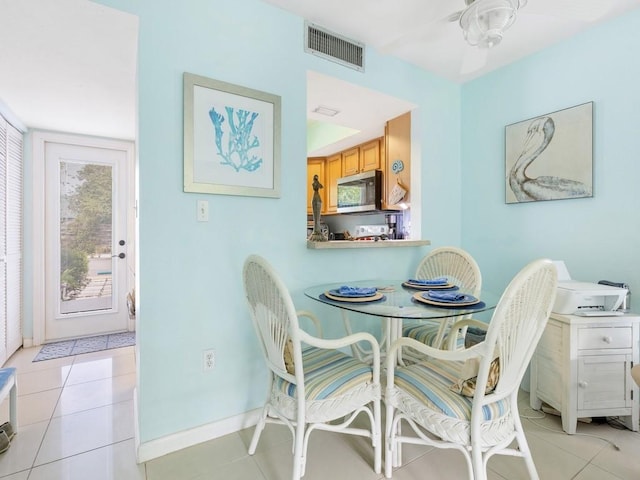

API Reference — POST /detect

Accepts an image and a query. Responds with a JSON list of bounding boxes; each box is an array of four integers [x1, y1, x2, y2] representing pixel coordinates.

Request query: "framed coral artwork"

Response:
[[183, 72, 281, 197], [505, 102, 593, 204]]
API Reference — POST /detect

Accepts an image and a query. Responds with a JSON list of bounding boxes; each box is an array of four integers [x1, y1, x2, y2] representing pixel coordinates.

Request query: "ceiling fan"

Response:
[[377, 0, 527, 73], [378, 0, 617, 74], [448, 0, 528, 73], [451, 0, 527, 49]]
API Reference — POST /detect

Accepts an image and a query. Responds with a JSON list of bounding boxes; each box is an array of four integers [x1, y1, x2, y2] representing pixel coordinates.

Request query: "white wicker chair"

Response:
[[402, 246, 482, 352], [243, 255, 382, 480], [384, 258, 557, 480]]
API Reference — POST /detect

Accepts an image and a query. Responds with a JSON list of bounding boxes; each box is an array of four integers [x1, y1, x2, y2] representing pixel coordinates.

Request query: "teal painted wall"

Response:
[[96, 0, 462, 443], [17, 0, 640, 452], [461, 9, 640, 296]]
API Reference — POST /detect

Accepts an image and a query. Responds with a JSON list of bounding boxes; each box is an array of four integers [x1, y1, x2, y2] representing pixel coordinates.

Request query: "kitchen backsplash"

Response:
[[309, 210, 410, 240]]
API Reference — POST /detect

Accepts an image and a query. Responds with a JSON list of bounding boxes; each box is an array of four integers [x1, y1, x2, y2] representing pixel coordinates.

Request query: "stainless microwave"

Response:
[[337, 170, 382, 213]]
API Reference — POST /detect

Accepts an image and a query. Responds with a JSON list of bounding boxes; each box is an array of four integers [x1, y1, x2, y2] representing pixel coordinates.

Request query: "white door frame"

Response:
[[32, 131, 135, 346]]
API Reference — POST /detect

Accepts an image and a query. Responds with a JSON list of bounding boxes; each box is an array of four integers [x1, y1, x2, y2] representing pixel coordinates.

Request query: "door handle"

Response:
[[112, 252, 126, 259]]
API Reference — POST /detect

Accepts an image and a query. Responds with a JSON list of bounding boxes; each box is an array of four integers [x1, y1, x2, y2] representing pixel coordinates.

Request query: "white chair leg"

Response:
[[248, 405, 269, 455], [514, 418, 539, 480], [373, 398, 382, 474], [384, 404, 394, 478], [292, 422, 306, 480], [384, 442, 394, 477], [471, 446, 485, 480], [394, 419, 402, 467]]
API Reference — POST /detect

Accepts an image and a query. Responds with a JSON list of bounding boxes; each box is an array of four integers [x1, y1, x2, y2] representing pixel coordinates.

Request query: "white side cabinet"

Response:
[[530, 313, 639, 434]]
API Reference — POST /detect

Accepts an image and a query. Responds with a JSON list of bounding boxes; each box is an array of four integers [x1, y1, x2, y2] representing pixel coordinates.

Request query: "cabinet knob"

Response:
[[578, 381, 588, 388], [602, 336, 612, 344]]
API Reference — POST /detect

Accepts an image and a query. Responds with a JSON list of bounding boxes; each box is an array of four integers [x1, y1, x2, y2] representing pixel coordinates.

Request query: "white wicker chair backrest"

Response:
[[243, 254, 302, 384], [475, 259, 557, 410], [415, 247, 482, 296]]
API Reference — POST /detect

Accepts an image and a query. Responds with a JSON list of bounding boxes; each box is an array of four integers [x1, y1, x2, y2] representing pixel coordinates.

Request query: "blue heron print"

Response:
[[508, 116, 592, 202], [209, 106, 263, 172]]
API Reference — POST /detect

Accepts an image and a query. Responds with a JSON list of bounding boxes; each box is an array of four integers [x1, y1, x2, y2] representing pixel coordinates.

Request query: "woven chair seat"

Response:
[[273, 347, 380, 423], [402, 323, 465, 350], [275, 347, 374, 401], [394, 359, 507, 423]]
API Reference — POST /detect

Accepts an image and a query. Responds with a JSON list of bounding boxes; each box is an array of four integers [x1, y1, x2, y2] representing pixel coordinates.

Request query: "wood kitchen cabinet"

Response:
[[342, 141, 381, 177], [530, 313, 640, 434], [325, 153, 342, 213], [383, 112, 411, 210], [342, 147, 360, 176], [360, 139, 381, 172], [306, 158, 325, 214]]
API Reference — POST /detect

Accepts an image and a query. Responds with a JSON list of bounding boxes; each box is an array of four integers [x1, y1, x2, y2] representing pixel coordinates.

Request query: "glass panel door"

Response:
[[59, 161, 114, 314], [45, 142, 129, 341]]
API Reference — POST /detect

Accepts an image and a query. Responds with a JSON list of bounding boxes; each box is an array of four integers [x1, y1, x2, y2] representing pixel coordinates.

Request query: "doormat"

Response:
[[32, 331, 136, 362]]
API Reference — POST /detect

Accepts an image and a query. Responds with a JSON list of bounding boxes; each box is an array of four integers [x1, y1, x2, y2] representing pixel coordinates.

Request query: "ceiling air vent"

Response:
[[305, 22, 365, 72]]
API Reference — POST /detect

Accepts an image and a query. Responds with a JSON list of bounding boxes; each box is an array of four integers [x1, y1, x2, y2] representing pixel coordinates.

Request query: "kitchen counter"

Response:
[[306, 239, 430, 249]]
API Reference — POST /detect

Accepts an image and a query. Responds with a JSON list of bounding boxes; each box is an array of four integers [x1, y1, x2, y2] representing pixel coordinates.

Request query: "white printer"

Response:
[[551, 261, 628, 316]]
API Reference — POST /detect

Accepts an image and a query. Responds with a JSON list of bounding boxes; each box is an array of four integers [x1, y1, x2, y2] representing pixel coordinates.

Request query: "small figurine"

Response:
[[309, 175, 327, 241]]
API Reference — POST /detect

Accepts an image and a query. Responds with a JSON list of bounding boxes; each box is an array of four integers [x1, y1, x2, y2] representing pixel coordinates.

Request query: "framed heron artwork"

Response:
[[505, 102, 593, 204], [183, 72, 281, 198]]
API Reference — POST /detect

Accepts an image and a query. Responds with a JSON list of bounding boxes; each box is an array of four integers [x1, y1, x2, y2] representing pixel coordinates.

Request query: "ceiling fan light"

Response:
[[460, 0, 525, 48], [478, 29, 503, 49]]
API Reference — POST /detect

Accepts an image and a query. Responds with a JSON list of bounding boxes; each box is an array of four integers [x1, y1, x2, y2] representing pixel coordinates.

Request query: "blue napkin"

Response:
[[338, 286, 377, 296], [408, 277, 448, 285], [427, 291, 466, 301]]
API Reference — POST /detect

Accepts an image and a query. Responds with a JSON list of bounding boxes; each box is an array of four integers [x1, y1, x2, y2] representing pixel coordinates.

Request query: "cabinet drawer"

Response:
[[577, 327, 632, 350]]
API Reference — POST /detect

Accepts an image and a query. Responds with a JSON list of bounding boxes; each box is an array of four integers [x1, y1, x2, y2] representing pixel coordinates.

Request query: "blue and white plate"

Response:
[[402, 281, 458, 291], [412, 292, 484, 308], [329, 287, 377, 298], [407, 278, 448, 286], [423, 291, 478, 304], [323, 292, 385, 303]]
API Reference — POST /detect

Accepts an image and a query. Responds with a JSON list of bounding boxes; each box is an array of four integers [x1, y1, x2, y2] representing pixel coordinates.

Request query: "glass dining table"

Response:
[[304, 279, 500, 361]]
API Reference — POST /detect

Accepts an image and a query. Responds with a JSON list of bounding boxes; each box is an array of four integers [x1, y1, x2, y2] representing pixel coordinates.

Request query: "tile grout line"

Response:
[[25, 354, 74, 478], [25, 353, 137, 476], [26, 438, 137, 477]]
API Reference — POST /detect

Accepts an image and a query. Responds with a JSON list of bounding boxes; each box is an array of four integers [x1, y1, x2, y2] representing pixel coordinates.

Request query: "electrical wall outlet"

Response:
[[203, 349, 215, 371]]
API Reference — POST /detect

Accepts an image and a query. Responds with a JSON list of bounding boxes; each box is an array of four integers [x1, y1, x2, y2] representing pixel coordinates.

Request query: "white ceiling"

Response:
[[306, 71, 416, 156], [0, 0, 138, 139], [275, 0, 640, 156], [265, 0, 640, 83], [1, 0, 639, 151]]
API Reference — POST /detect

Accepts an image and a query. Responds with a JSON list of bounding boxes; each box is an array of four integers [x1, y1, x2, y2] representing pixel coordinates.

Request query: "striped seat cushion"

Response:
[[275, 347, 373, 401], [402, 323, 465, 349], [393, 358, 507, 421]]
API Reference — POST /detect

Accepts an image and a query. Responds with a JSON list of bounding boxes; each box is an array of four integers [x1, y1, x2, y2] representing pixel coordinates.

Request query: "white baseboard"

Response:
[[135, 406, 262, 463], [22, 338, 34, 348]]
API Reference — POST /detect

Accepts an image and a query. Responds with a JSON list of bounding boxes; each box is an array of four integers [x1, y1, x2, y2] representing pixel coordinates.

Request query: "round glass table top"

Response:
[[304, 279, 499, 320]]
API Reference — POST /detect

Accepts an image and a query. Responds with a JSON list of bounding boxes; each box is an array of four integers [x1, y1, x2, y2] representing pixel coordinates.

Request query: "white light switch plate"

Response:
[[197, 200, 209, 222]]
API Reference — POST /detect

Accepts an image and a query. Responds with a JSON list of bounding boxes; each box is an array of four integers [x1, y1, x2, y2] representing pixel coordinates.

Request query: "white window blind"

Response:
[[0, 117, 6, 363], [0, 114, 23, 362]]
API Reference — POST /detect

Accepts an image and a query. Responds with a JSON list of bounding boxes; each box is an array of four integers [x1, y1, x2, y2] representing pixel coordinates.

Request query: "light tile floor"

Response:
[[0, 346, 639, 479]]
